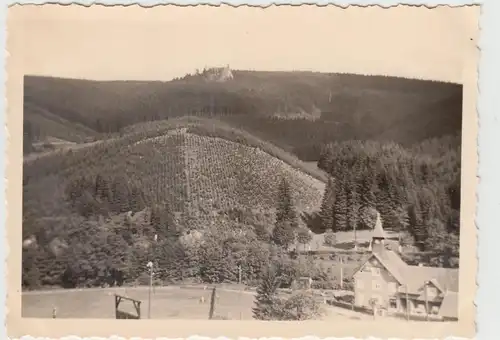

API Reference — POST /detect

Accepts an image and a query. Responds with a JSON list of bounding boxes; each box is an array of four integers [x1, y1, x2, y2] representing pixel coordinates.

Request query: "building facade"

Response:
[[353, 213, 459, 320]]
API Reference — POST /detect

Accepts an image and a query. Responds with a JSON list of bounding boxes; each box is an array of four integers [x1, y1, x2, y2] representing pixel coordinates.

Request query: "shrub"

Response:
[[311, 280, 335, 290], [336, 294, 354, 304], [279, 292, 324, 320], [324, 230, 336, 247]]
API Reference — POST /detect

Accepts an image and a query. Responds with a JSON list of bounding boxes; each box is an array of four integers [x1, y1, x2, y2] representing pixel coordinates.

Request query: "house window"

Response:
[[357, 279, 364, 289], [372, 281, 381, 290], [389, 298, 398, 309], [372, 267, 381, 276], [426, 286, 437, 297]]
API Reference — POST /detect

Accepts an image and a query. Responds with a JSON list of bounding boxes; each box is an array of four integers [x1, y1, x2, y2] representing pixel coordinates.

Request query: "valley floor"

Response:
[[23, 285, 255, 320], [23, 284, 368, 320], [22, 284, 455, 325]]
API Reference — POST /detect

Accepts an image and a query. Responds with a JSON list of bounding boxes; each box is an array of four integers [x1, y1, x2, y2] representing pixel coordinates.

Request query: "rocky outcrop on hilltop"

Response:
[[201, 65, 234, 82]]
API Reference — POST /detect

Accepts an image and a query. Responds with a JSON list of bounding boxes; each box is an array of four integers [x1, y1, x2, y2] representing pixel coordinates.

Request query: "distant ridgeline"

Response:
[[21, 71, 462, 290], [23, 71, 462, 161]]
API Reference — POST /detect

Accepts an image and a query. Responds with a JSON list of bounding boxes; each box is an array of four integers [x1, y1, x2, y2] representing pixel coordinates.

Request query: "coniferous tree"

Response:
[[425, 218, 459, 267], [272, 177, 297, 249], [375, 172, 394, 230], [275, 177, 298, 228], [272, 221, 296, 250], [318, 177, 335, 232], [346, 179, 359, 247], [391, 205, 410, 241], [333, 177, 348, 231], [252, 265, 282, 320], [360, 175, 377, 211], [150, 201, 180, 239]]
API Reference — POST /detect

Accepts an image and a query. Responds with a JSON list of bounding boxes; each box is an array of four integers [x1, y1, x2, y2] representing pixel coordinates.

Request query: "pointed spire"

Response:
[[372, 211, 387, 239]]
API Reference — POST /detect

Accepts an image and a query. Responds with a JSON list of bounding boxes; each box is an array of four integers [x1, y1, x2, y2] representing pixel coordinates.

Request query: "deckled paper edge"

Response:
[[3, 2, 481, 340]]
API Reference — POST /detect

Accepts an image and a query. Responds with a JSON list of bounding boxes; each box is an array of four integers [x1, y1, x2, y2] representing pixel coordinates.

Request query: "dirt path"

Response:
[[23, 139, 110, 164]]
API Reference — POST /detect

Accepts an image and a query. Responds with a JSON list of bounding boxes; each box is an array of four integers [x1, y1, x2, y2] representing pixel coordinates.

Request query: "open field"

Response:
[[23, 285, 376, 321], [23, 286, 256, 320], [22, 285, 458, 325], [306, 229, 400, 252]]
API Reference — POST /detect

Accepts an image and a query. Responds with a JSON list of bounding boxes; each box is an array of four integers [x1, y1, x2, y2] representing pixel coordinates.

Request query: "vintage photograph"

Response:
[[22, 68, 463, 322], [6, 3, 479, 339]]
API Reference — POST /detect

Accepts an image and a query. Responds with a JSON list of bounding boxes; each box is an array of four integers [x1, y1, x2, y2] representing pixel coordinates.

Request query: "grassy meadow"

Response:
[[23, 286, 256, 320]]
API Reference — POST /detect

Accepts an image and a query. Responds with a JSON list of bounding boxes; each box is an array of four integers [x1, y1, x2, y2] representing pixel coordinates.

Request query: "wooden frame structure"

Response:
[[114, 294, 142, 319]]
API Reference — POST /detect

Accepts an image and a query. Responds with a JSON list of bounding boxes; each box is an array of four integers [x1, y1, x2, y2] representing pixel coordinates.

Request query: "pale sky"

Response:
[[7, 4, 478, 82]]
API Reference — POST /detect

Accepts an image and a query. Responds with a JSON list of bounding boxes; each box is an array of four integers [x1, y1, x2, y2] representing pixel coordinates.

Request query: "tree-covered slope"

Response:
[[23, 122, 325, 239], [24, 71, 463, 160]]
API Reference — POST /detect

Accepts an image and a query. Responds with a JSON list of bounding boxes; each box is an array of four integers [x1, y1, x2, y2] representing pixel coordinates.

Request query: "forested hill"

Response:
[[315, 134, 461, 268], [23, 71, 463, 161], [22, 71, 463, 289], [22, 119, 326, 249], [22, 119, 329, 288]]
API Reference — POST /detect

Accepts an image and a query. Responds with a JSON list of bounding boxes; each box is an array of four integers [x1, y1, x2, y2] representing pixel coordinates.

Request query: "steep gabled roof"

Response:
[[353, 249, 407, 284], [375, 249, 408, 283], [438, 291, 459, 319], [414, 280, 445, 301], [354, 247, 459, 296], [405, 265, 459, 294]]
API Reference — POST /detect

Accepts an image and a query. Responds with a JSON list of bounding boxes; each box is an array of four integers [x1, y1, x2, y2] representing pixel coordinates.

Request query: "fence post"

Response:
[[208, 287, 217, 320]]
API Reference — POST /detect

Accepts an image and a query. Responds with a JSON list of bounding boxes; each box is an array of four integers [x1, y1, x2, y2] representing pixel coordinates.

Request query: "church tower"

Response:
[[370, 211, 387, 253]]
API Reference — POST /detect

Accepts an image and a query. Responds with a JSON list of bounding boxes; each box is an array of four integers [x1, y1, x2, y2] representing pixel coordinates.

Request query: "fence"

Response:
[[327, 299, 451, 322]]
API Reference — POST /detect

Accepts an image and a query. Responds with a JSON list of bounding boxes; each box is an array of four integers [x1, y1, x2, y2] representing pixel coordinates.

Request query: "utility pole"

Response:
[[340, 256, 344, 290], [354, 223, 357, 251], [405, 284, 410, 321], [153, 234, 158, 295], [208, 287, 217, 320], [238, 264, 242, 284], [147, 261, 153, 319]]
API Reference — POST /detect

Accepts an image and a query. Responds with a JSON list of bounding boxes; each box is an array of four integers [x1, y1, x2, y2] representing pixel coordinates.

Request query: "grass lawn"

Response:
[[23, 284, 371, 321], [22, 285, 456, 326], [306, 229, 399, 252], [22, 286, 256, 320]]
